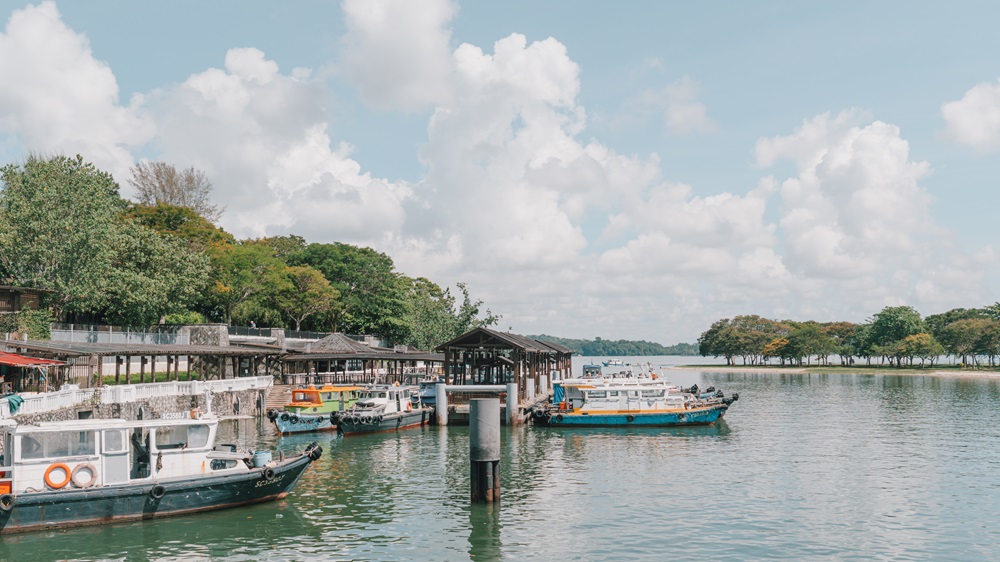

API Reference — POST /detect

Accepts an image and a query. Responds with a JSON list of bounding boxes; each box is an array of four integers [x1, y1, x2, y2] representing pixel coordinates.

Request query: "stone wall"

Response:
[[13, 388, 269, 425]]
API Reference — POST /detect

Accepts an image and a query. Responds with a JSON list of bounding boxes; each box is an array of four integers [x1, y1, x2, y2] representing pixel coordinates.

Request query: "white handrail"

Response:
[[0, 377, 273, 418]]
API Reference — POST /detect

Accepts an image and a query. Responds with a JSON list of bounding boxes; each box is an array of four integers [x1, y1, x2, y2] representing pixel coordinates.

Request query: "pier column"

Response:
[[506, 383, 517, 426], [436, 382, 448, 426], [469, 398, 500, 503]]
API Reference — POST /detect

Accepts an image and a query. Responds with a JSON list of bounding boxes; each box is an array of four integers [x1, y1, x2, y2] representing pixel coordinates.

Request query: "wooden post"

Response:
[[115, 356, 121, 385], [470, 398, 500, 503], [125, 356, 131, 385], [150, 355, 156, 383]]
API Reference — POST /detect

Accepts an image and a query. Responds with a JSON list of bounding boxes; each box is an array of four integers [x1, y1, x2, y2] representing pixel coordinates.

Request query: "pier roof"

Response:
[[0, 339, 267, 358]]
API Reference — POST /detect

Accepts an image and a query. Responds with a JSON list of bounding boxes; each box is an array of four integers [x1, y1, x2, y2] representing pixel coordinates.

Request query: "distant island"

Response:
[[530, 335, 699, 356]]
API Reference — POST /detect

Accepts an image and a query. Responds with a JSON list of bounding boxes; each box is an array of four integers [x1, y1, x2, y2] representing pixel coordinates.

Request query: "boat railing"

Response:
[[0, 376, 274, 418]]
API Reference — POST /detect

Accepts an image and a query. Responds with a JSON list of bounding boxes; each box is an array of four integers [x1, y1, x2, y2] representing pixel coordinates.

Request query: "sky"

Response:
[[1, 1, 1000, 345]]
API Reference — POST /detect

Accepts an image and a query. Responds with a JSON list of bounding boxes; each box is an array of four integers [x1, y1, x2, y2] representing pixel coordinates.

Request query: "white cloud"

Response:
[[625, 76, 717, 135], [0, 1, 152, 180], [942, 79, 1000, 150], [340, 0, 457, 111]]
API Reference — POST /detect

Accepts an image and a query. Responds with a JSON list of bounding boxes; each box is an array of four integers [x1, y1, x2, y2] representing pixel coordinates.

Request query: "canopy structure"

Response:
[[0, 351, 64, 368]]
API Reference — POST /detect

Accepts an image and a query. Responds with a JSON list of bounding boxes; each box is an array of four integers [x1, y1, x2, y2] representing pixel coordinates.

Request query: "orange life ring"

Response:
[[44, 463, 72, 489]]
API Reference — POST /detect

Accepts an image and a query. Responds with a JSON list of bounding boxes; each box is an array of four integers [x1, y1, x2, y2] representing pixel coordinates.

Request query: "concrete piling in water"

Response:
[[506, 383, 517, 426], [469, 398, 500, 503], [436, 382, 448, 426]]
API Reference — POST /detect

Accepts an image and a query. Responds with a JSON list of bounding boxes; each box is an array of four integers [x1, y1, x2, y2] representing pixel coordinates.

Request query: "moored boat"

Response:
[[337, 384, 431, 436], [0, 412, 321, 535], [266, 385, 361, 434], [532, 378, 738, 427], [415, 376, 442, 407]]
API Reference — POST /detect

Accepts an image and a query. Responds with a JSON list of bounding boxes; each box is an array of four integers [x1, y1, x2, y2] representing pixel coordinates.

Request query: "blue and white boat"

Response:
[[532, 377, 738, 427]]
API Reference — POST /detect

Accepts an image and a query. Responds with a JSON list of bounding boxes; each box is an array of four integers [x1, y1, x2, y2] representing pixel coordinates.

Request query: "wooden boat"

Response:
[[532, 378, 738, 427], [337, 384, 431, 436], [266, 385, 361, 434], [0, 412, 321, 535]]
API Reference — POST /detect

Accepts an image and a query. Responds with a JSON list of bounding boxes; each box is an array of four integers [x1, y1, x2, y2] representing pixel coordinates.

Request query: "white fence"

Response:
[[0, 376, 273, 419]]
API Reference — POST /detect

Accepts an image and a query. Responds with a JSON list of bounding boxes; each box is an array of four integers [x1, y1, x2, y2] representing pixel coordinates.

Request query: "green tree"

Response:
[[0, 155, 209, 325], [866, 306, 924, 365], [207, 242, 285, 324], [125, 202, 234, 251], [895, 333, 945, 368], [292, 243, 410, 342], [273, 265, 339, 330], [0, 155, 124, 318]]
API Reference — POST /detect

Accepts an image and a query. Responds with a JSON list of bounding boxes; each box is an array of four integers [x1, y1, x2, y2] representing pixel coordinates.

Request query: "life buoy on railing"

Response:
[[44, 463, 72, 490], [71, 463, 98, 488]]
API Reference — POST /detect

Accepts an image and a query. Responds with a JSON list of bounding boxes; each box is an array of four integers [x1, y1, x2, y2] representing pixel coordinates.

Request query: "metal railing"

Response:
[[0, 376, 273, 418]]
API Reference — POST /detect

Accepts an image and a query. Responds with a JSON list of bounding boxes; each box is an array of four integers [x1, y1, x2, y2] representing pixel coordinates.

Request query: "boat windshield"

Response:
[[154, 424, 210, 450], [19, 430, 97, 461]]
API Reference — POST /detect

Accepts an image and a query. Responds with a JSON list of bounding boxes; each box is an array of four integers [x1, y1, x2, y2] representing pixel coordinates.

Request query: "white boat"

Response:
[[337, 384, 432, 435], [0, 411, 321, 534]]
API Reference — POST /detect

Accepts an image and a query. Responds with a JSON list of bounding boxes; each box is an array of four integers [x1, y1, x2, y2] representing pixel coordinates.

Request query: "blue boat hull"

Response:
[[0, 449, 319, 535], [540, 406, 727, 427]]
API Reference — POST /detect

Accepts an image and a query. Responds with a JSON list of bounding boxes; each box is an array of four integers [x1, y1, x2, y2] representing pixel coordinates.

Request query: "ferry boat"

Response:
[[266, 385, 361, 434], [602, 358, 626, 368], [0, 412, 322, 535], [532, 378, 738, 427], [337, 384, 431, 436]]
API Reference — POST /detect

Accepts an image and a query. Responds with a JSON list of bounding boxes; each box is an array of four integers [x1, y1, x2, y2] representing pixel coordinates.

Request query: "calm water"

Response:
[[5, 356, 1000, 561]]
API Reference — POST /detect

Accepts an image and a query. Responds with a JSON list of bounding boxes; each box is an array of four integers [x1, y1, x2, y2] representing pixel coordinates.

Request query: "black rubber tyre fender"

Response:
[[0, 493, 14, 512], [150, 485, 166, 500]]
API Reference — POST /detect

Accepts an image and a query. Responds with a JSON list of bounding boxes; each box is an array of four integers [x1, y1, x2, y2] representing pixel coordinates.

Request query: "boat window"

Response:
[[609, 391, 620, 397], [587, 391, 608, 399], [19, 431, 96, 460], [321, 393, 332, 401], [155, 424, 210, 450], [641, 390, 662, 398], [103, 430, 126, 453]]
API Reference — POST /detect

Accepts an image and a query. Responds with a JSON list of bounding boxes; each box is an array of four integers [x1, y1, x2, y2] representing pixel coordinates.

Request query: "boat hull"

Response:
[[0, 453, 315, 535], [272, 411, 336, 434], [539, 406, 727, 427], [338, 409, 431, 435]]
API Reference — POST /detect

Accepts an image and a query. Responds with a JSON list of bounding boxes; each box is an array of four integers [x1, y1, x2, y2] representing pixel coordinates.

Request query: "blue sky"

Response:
[[2, 0, 999, 345]]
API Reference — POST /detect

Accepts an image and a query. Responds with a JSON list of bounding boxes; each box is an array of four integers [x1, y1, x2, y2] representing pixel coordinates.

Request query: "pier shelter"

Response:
[[0, 339, 276, 388], [435, 328, 573, 403], [280, 333, 443, 385]]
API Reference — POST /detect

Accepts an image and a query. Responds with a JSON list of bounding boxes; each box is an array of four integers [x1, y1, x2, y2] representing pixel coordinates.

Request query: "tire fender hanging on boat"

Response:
[[150, 484, 166, 500], [625, 415, 635, 422], [263, 468, 276, 480], [0, 493, 13, 512]]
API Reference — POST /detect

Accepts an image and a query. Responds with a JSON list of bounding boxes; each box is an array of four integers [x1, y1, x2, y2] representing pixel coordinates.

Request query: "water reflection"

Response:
[[467, 502, 502, 560]]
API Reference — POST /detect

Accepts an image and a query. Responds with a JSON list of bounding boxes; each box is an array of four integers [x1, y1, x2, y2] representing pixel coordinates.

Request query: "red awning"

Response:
[[0, 351, 64, 367]]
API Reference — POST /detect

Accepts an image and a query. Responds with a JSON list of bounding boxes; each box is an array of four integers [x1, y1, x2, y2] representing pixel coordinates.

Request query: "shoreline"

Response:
[[670, 365, 1000, 379]]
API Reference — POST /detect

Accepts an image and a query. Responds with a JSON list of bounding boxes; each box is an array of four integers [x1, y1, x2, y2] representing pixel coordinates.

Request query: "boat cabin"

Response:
[[287, 385, 361, 413], [354, 385, 418, 414], [0, 415, 252, 495]]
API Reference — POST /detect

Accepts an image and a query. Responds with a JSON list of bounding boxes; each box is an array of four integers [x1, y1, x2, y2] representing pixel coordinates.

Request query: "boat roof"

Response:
[[294, 385, 364, 393], [5, 415, 219, 433]]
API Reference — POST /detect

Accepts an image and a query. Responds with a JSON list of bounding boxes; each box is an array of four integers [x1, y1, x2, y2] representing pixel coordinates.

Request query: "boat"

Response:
[[266, 385, 361, 434], [531, 378, 738, 427], [602, 358, 626, 368], [415, 376, 443, 407], [0, 411, 322, 535], [337, 383, 432, 435]]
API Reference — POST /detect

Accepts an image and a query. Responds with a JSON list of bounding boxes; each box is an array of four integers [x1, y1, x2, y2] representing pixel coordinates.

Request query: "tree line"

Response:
[[698, 304, 1000, 368], [532, 335, 699, 356], [0, 155, 498, 350]]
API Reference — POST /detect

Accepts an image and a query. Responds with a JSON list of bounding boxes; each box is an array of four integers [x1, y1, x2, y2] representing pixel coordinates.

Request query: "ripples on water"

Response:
[[5, 368, 1000, 561]]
